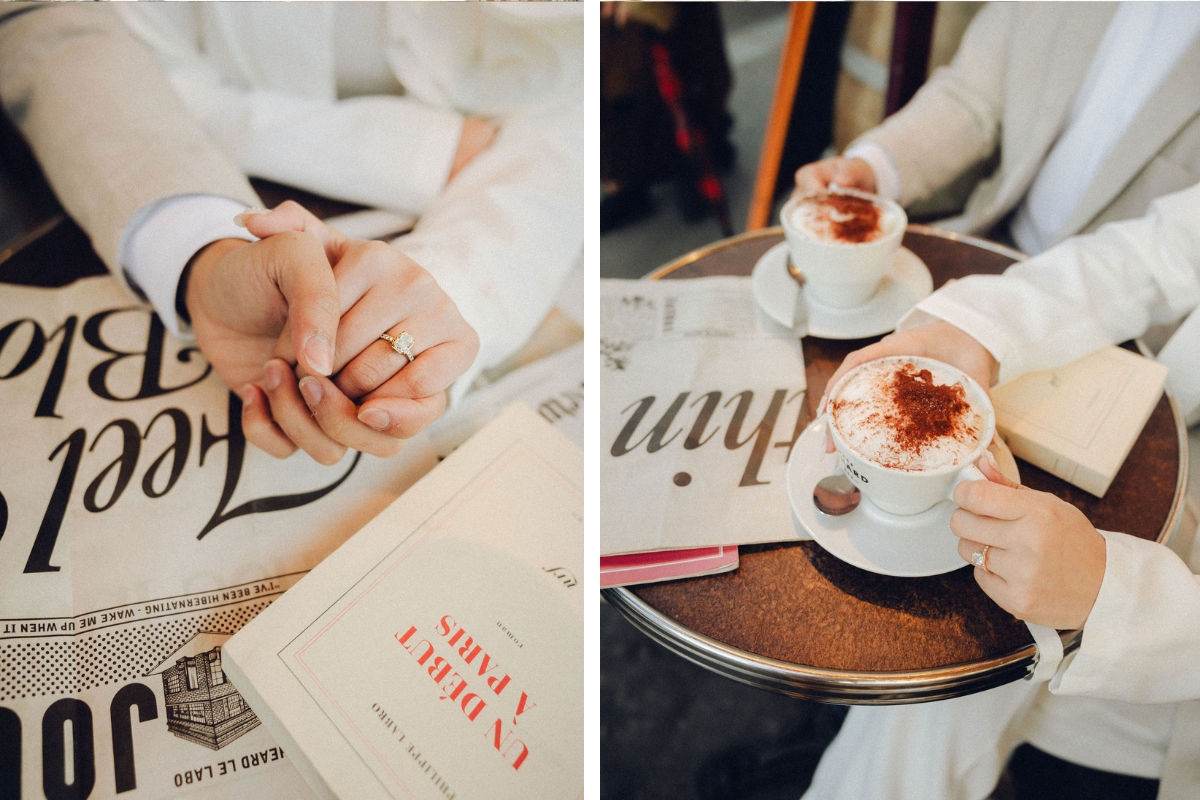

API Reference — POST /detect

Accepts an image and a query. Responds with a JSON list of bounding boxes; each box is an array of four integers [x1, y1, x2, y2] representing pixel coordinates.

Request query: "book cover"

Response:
[[599, 546, 739, 588], [991, 346, 1168, 497], [222, 403, 582, 800]]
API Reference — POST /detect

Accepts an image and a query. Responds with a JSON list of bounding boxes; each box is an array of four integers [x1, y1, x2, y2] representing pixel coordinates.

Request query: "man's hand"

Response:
[[794, 156, 877, 197], [952, 458, 1106, 630], [237, 202, 480, 465], [184, 231, 339, 396]]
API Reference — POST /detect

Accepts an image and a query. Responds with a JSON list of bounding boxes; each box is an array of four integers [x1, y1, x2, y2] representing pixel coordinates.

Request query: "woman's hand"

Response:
[[952, 457, 1107, 630], [236, 202, 480, 465], [824, 321, 999, 405], [820, 321, 997, 452], [794, 156, 877, 197]]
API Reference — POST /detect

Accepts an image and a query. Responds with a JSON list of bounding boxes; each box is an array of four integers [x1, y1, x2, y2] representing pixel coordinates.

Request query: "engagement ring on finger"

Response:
[[970, 544, 991, 573], [379, 331, 415, 363]]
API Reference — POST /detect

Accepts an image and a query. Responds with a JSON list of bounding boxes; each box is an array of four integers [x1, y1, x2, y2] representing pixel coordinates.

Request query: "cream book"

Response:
[[222, 403, 583, 800], [991, 346, 1168, 498]]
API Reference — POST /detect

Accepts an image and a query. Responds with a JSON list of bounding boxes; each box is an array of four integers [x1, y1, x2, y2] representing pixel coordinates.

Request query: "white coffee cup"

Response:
[[825, 356, 995, 516], [780, 188, 907, 309]]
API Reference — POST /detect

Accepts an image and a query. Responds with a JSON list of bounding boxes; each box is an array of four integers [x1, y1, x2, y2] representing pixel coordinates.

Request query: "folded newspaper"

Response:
[[600, 276, 808, 555], [0, 276, 582, 799]]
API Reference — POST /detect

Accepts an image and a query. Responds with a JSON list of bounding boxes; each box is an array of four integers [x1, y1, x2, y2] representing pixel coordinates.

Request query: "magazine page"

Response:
[[600, 277, 808, 554]]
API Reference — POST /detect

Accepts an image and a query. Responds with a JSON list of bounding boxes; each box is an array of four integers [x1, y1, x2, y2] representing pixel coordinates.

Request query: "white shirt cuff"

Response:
[[844, 140, 903, 202], [119, 195, 255, 340]]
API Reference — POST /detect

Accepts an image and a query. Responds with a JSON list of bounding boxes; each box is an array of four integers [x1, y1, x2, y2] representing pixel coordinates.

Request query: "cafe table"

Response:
[[603, 225, 1190, 705]]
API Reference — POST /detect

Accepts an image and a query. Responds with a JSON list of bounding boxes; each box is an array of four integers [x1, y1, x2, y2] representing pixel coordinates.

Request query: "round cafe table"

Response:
[[603, 224, 1190, 705]]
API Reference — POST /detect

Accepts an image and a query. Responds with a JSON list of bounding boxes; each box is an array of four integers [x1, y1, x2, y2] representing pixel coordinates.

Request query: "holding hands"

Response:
[[829, 321, 1106, 631], [185, 201, 479, 465]]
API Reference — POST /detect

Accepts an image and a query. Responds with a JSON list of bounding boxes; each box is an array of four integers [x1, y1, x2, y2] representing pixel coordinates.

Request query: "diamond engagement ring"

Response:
[[970, 544, 991, 573], [379, 331, 415, 363]]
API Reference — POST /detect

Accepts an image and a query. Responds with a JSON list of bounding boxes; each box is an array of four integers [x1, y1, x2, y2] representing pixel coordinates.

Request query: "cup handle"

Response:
[[946, 461, 987, 503]]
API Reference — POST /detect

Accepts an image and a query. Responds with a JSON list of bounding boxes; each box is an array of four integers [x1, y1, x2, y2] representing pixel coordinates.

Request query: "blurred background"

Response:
[[600, 1, 982, 280], [601, 4, 987, 800]]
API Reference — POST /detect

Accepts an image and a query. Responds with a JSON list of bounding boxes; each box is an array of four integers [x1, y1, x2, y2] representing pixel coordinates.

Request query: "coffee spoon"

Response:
[[812, 472, 861, 516], [787, 257, 809, 335]]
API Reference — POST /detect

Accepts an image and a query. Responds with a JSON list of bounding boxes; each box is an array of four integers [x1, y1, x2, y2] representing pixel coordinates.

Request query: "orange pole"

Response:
[[746, 2, 815, 231]]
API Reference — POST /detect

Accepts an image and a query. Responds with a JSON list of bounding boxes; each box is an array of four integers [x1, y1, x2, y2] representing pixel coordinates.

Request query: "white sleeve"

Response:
[[390, 98, 583, 400], [119, 195, 254, 340], [851, 2, 1012, 207], [162, 63, 464, 217], [1049, 530, 1200, 705], [843, 140, 903, 202], [900, 181, 1200, 385]]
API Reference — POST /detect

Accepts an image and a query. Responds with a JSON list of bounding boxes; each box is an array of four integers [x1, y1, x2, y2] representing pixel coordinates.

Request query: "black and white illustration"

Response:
[[149, 632, 260, 751]]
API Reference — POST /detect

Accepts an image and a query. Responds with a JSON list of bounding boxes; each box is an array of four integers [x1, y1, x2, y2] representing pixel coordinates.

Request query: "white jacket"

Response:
[[884, 182, 1200, 798]]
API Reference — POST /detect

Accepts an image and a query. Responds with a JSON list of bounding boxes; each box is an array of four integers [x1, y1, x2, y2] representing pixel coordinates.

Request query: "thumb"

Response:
[[240, 201, 351, 266], [266, 232, 341, 377]]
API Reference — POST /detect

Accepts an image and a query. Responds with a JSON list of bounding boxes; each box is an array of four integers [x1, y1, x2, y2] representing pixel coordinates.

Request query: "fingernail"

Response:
[[240, 385, 257, 406], [233, 207, 268, 227], [304, 334, 333, 376], [817, 393, 828, 415], [983, 449, 1000, 472], [299, 376, 322, 408], [358, 408, 390, 431], [264, 361, 284, 391]]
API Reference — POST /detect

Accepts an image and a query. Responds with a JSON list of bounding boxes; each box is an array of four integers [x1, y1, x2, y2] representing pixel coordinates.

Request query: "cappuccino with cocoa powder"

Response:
[[825, 356, 995, 516], [830, 357, 988, 472], [779, 189, 907, 309], [787, 191, 897, 245]]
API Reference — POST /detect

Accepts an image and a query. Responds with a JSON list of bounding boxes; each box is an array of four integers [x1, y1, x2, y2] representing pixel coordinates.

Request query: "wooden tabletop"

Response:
[[606, 226, 1186, 703]]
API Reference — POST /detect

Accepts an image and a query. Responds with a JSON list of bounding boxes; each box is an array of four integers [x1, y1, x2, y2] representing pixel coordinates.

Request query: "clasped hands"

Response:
[[184, 201, 480, 466], [825, 322, 1107, 632]]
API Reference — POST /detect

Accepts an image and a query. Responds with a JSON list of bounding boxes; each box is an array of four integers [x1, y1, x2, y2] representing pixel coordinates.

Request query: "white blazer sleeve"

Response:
[[391, 98, 584, 398], [163, 66, 464, 217], [902, 180, 1200, 385], [852, 2, 1013, 207], [1047, 531, 1200, 705]]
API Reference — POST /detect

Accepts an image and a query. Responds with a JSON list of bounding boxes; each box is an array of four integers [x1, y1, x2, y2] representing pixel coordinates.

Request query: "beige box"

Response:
[[991, 346, 1168, 498]]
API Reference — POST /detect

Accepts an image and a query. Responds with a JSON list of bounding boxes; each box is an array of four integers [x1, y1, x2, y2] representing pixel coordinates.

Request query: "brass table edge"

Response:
[[604, 584, 1041, 704]]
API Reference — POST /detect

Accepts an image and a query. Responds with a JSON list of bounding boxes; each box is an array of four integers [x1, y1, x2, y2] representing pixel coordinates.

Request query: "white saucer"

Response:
[[786, 417, 965, 577], [752, 241, 933, 339]]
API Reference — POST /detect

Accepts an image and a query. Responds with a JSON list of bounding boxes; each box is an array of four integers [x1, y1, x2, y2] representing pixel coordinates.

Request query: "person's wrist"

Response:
[[448, 118, 498, 181], [181, 238, 252, 327]]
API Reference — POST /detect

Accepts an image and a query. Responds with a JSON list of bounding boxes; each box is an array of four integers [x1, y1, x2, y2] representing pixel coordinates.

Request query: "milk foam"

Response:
[[831, 358, 987, 471], [788, 192, 897, 244]]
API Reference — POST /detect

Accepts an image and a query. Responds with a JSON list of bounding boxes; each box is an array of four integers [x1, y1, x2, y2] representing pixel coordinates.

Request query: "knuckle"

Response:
[[402, 368, 435, 399]]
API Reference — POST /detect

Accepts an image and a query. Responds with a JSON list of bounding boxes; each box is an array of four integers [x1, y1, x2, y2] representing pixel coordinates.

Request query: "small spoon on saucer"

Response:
[[786, 257, 809, 335], [812, 473, 861, 516]]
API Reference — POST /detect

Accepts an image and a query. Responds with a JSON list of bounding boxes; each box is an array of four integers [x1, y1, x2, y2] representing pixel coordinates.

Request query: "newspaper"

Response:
[[600, 277, 808, 555], [0, 276, 582, 799]]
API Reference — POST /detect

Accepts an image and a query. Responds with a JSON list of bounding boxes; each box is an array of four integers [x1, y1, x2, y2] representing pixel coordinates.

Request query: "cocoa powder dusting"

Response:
[[886, 365, 970, 456], [812, 193, 882, 243]]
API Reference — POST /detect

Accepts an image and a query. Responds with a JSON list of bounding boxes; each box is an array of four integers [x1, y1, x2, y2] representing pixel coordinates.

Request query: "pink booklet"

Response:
[[600, 546, 739, 588]]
